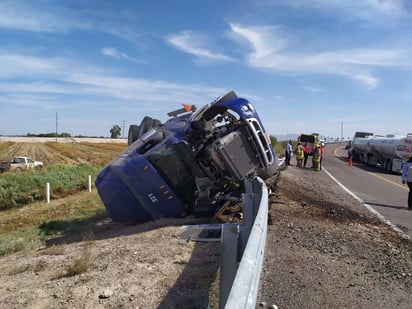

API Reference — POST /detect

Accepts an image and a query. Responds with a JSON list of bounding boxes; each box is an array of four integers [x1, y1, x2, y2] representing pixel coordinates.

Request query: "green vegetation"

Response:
[[0, 142, 117, 258], [270, 135, 285, 156], [0, 192, 105, 257], [0, 164, 100, 210]]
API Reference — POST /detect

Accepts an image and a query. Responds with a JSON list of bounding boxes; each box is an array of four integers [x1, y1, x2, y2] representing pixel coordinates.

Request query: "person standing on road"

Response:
[[319, 141, 325, 170], [295, 142, 305, 167], [312, 144, 321, 171], [285, 140, 293, 166], [401, 156, 412, 210], [303, 142, 311, 168]]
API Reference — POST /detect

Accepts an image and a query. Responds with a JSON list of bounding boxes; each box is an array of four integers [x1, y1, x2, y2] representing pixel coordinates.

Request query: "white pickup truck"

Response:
[[0, 156, 43, 173]]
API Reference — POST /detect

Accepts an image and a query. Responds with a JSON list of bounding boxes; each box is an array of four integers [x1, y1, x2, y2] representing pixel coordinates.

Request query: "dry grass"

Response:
[[38, 245, 65, 256], [0, 192, 104, 233], [45, 142, 81, 159], [7, 259, 48, 276], [83, 142, 127, 152], [60, 249, 92, 277], [0, 141, 15, 152], [43, 142, 124, 165], [58, 232, 95, 278]]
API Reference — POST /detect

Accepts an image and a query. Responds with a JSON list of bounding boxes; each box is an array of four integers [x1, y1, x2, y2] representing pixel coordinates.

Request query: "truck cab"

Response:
[[95, 91, 279, 222]]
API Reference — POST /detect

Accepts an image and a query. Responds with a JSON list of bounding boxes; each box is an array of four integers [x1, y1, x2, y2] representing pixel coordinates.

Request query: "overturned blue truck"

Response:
[[95, 91, 279, 222]]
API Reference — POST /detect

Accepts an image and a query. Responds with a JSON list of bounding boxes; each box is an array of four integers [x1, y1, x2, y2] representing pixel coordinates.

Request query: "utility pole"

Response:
[[341, 122, 343, 141], [122, 120, 125, 138], [56, 112, 58, 142]]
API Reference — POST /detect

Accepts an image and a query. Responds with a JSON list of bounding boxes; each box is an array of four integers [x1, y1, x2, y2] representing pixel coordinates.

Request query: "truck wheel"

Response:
[[15, 167, 22, 173], [386, 160, 392, 173], [211, 91, 238, 106], [152, 119, 162, 128], [128, 124, 140, 145], [138, 116, 154, 137], [138, 117, 162, 138]]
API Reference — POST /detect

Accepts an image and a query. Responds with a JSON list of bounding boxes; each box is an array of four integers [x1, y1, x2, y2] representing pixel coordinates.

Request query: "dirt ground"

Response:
[[259, 164, 412, 309], [0, 153, 411, 308]]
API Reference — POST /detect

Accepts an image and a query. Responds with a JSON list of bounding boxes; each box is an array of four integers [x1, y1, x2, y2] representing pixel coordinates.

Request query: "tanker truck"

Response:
[[351, 131, 412, 173]]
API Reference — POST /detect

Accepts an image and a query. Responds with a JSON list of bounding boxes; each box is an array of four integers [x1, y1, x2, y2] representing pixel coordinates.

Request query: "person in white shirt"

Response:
[[285, 140, 293, 166]]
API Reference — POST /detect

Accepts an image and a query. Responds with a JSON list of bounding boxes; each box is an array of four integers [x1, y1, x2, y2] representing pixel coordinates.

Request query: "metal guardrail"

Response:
[[219, 176, 268, 309]]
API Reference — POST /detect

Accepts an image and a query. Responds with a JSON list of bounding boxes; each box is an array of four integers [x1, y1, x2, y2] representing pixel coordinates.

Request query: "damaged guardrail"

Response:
[[219, 176, 268, 309], [176, 176, 269, 308]]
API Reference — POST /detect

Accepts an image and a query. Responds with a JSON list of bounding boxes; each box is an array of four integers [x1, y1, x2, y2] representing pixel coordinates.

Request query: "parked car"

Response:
[[96, 91, 279, 222], [0, 156, 43, 173]]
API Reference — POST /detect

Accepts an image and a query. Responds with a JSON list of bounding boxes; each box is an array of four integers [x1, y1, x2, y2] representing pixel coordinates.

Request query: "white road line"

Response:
[[322, 167, 410, 240]]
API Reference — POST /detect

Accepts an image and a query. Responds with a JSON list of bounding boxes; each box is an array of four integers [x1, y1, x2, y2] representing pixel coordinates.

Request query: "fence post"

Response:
[[46, 182, 50, 203], [88, 175, 92, 192]]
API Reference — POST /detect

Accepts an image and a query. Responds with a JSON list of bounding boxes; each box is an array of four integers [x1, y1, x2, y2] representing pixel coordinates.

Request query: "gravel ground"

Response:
[[258, 164, 412, 309]]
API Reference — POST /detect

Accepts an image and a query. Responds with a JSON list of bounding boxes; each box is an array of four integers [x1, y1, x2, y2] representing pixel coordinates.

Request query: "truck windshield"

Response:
[[146, 144, 197, 209]]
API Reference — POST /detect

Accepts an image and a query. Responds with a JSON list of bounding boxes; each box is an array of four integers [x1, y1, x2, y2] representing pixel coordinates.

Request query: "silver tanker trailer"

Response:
[[351, 131, 412, 173]]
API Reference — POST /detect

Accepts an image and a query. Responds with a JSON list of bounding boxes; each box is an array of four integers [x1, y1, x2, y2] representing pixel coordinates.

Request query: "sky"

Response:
[[1, 0, 412, 140]]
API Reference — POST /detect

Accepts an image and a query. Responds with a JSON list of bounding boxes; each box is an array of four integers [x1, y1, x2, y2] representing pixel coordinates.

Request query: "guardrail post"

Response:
[[219, 223, 240, 309]]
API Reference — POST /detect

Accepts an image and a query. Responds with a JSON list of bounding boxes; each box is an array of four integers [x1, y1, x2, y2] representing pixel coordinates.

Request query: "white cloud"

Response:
[[229, 23, 410, 88], [166, 31, 235, 63], [101, 47, 144, 63], [304, 86, 322, 93], [362, 0, 405, 16], [101, 47, 121, 58], [0, 2, 143, 43], [347, 73, 379, 89], [0, 1, 87, 33], [272, 0, 408, 19], [0, 52, 228, 107], [229, 24, 285, 59]]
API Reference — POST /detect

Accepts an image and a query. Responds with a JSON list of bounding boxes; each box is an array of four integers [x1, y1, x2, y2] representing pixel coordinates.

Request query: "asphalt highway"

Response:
[[322, 142, 412, 239]]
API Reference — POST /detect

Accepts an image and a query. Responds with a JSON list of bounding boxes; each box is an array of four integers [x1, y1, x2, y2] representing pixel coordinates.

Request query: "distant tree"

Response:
[[110, 124, 121, 138], [26, 132, 71, 137], [269, 135, 278, 145]]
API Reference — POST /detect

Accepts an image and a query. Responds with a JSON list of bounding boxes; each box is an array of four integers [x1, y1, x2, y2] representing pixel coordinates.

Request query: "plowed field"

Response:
[[0, 140, 127, 167]]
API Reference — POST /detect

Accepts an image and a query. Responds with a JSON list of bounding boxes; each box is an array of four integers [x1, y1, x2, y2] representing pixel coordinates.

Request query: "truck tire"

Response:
[[128, 125, 140, 145], [15, 167, 22, 173], [386, 159, 392, 173], [211, 91, 238, 106], [138, 117, 162, 138], [138, 116, 154, 137]]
